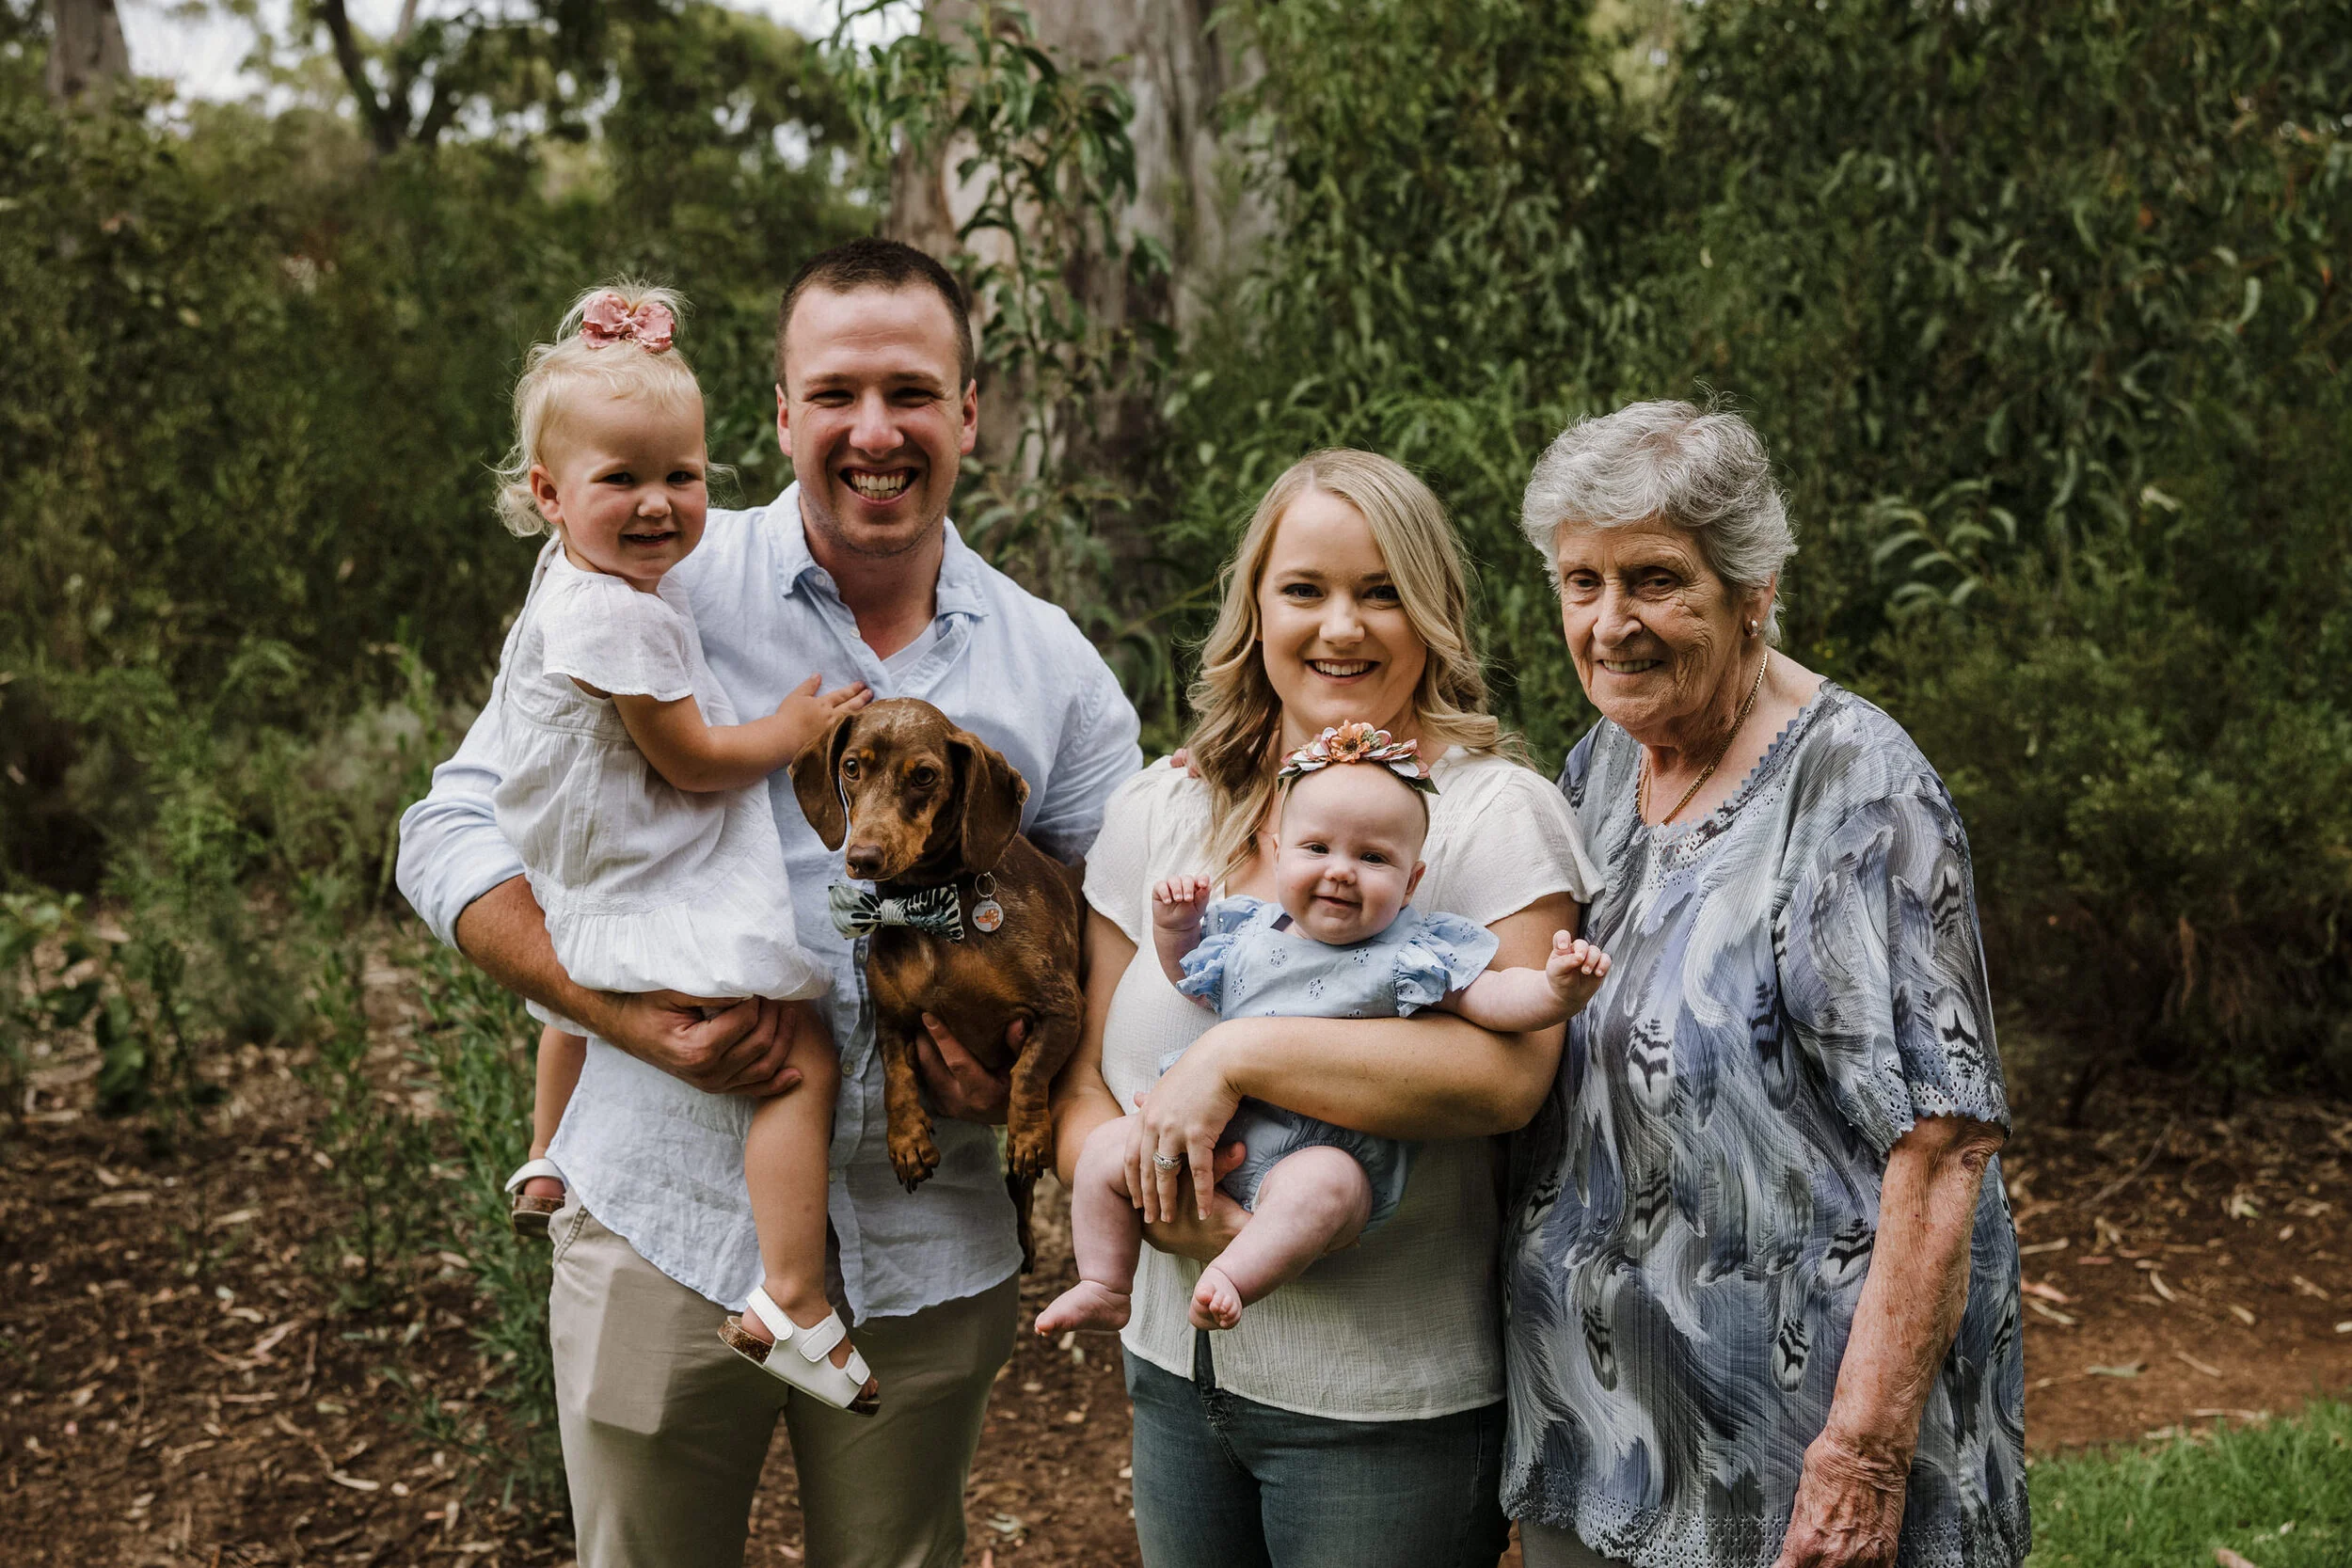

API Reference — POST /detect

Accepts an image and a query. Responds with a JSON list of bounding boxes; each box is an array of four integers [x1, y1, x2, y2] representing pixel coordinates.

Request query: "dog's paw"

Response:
[[1006, 1122, 1054, 1180], [889, 1128, 941, 1192]]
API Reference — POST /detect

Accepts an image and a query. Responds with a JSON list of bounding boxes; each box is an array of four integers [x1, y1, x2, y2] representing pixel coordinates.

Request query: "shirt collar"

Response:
[[771, 482, 989, 624]]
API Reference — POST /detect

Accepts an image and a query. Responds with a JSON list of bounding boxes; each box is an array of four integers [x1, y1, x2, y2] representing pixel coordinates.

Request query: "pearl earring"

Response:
[[1746, 621, 1757, 635]]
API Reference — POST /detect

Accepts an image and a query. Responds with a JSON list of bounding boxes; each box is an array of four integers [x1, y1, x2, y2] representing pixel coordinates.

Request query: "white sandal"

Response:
[[718, 1288, 881, 1417], [502, 1157, 566, 1240]]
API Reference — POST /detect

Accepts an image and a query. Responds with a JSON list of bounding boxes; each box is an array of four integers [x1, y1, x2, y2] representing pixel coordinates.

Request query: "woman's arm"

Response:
[[1773, 1115, 2006, 1568], [1049, 910, 1139, 1182], [1050, 909, 1249, 1259], [1137, 893, 1578, 1220], [609, 675, 867, 794]]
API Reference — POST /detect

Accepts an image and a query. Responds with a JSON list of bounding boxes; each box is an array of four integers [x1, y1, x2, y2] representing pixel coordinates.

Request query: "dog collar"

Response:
[[828, 882, 964, 941]]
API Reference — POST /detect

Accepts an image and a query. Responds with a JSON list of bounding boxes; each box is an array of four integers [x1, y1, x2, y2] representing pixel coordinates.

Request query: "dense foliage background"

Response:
[[4, 6, 2351, 1499], [4, 0, 2350, 1526]]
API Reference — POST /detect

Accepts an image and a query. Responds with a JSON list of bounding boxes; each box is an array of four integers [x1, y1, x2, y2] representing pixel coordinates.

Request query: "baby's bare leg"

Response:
[[1035, 1117, 1145, 1335], [1190, 1146, 1372, 1330], [524, 1025, 585, 1198], [737, 1036, 866, 1382]]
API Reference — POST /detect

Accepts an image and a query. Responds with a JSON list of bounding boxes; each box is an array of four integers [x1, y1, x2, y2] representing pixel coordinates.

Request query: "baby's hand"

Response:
[[1151, 875, 1213, 932], [777, 674, 871, 758], [1545, 932, 1612, 1016]]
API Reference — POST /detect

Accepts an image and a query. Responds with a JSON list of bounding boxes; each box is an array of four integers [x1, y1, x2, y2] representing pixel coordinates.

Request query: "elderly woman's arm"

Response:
[[1135, 894, 1576, 1220], [1773, 1114, 2007, 1568]]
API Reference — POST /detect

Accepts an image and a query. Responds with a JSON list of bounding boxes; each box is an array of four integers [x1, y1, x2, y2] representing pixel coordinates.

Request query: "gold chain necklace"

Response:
[[1638, 650, 1772, 827]]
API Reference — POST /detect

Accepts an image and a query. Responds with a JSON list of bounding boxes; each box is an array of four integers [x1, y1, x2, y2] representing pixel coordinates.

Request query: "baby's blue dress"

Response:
[[1173, 895, 1500, 1234]]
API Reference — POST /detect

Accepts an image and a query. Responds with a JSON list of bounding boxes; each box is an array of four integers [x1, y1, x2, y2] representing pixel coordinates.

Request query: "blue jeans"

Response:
[[1125, 1334, 1511, 1568]]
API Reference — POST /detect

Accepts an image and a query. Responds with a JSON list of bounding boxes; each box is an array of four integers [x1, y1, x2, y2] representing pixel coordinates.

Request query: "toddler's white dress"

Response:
[[492, 544, 828, 1024]]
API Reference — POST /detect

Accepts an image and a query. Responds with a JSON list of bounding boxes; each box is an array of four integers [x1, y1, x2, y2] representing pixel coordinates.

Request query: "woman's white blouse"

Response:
[[1084, 748, 1603, 1420], [490, 545, 826, 1005]]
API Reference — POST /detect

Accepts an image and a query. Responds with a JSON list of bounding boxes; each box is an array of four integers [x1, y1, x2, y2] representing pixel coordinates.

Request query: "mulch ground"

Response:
[[7, 986, 2351, 1566]]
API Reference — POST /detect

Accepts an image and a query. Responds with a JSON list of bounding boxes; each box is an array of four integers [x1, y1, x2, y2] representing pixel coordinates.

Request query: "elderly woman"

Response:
[[1502, 403, 2027, 1568]]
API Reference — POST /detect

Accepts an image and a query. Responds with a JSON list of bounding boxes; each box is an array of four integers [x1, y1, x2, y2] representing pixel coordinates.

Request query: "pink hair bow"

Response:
[[580, 292, 676, 352], [1278, 721, 1438, 796]]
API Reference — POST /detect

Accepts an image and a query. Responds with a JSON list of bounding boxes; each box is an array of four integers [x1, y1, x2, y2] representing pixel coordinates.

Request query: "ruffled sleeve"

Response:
[[1174, 895, 1267, 1009], [1390, 908, 1503, 1015], [1777, 785, 2012, 1156], [537, 573, 698, 701], [1081, 759, 1196, 945]]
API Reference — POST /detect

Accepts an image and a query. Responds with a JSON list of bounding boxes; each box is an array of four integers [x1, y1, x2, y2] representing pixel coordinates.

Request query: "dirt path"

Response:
[[7, 1027, 2350, 1566]]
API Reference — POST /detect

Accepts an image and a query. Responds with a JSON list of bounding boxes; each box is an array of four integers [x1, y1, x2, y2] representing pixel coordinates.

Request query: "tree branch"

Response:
[[317, 0, 400, 153]]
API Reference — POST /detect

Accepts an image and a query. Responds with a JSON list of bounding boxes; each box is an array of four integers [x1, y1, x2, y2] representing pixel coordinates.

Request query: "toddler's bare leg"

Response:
[[1035, 1117, 1146, 1335], [736, 1029, 868, 1386], [1190, 1146, 1372, 1330], [523, 1024, 585, 1199]]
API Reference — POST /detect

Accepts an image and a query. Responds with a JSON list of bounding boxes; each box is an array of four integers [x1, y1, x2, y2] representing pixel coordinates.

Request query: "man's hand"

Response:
[[591, 991, 815, 1098], [914, 1011, 1020, 1124]]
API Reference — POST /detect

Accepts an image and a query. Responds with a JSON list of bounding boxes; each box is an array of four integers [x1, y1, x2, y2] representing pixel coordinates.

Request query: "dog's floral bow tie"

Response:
[[579, 291, 677, 353], [828, 881, 964, 942], [1277, 721, 1438, 795]]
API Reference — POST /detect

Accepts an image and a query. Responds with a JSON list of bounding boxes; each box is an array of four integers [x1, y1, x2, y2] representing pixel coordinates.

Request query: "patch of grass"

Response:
[[2027, 1399, 2352, 1567]]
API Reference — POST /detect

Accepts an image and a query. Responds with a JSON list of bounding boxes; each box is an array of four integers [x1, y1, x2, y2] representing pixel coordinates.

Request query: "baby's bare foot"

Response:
[[1189, 1266, 1244, 1330], [1035, 1281, 1131, 1336]]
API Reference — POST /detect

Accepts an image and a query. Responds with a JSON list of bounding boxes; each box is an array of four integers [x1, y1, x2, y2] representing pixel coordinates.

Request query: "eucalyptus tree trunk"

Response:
[[45, 0, 130, 105], [888, 0, 1270, 477]]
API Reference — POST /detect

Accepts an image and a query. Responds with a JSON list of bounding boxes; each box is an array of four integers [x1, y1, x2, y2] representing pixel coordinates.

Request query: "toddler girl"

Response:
[[1037, 721, 1611, 1336], [488, 284, 879, 1414]]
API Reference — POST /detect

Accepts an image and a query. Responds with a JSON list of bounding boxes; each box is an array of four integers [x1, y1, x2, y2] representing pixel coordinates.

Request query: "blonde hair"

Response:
[[1184, 450, 1507, 884], [493, 281, 705, 537]]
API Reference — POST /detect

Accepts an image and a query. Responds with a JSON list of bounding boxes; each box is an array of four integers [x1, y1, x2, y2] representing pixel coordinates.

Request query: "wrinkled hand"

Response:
[[1137, 1139, 1250, 1262], [1772, 1432, 1909, 1568], [1133, 1034, 1246, 1223], [597, 992, 813, 1098], [914, 1011, 1020, 1124]]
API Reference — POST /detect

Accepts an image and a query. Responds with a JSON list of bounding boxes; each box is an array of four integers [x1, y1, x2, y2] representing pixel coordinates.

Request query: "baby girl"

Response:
[[487, 284, 879, 1414], [1038, 721, 1611, 1335]]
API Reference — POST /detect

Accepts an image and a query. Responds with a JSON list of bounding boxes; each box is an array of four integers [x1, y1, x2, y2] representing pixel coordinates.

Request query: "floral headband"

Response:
[[1277, 721, 1438, 796], [580, 291, 676, 353]]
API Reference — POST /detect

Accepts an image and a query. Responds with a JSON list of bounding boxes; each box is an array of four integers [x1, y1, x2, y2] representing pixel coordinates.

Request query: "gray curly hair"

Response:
[[1518, 400, 1797, 642]]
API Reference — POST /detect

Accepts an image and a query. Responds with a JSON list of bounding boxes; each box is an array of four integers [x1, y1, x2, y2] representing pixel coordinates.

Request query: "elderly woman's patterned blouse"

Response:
[[1503, 683, 2028, 1568]]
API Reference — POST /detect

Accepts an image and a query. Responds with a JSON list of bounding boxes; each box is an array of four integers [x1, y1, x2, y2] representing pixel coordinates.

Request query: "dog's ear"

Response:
[[947, 727, 1028, 874], [789, 711, 856, 850]]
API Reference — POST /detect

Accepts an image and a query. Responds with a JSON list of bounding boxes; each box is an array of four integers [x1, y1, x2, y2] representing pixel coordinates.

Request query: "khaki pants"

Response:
[[548, 1205, 1018, 1568]]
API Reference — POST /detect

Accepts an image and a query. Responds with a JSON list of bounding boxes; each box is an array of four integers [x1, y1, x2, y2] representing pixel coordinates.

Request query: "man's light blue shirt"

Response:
[[395, 484, 1141, 1318]]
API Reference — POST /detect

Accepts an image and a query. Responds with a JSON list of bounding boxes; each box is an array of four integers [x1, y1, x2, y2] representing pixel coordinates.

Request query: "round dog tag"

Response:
[[970, 872, 1005, 934]]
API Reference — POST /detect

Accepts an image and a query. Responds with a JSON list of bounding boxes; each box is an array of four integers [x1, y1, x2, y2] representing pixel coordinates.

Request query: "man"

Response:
[[396, 238, 1142, 1568]]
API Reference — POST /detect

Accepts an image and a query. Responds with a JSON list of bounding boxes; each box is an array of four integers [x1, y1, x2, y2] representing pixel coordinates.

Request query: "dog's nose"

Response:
[[845, 843, 886, 879]]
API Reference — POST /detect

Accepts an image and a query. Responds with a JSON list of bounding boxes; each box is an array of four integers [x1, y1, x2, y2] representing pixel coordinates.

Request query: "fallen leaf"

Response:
[[326, 1471, 380, 1493], [208, 1209, 259, 1230], [2229, 1304, 2258, 1326], [2148, 1273, 2178, 1303], [2174, 1349, 2223, 1379], [2023, 1280, 2073, 1305], [2290, 1275, 2330, 1300], [2026, 1298, 2077, 1326], [2087, 1362, 2144, 1379], [2018, 1237, 2070, 1257], [2216, 1547, 2260, 1568]]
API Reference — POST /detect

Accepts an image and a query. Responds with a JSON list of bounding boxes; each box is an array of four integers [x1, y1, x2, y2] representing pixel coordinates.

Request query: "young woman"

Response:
[[1051, 451, 1603, 1568]]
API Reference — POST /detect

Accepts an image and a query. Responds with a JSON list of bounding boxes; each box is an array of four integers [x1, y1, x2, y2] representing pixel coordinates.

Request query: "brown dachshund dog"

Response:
[[790, 698, 1085, 1271]]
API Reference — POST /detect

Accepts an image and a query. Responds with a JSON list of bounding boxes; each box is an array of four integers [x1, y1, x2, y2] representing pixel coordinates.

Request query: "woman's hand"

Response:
[[1772, 1431, 1908, 1568], [1139, 1141, 1251, 1261], [1133, 1027, 1247, 1222]]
